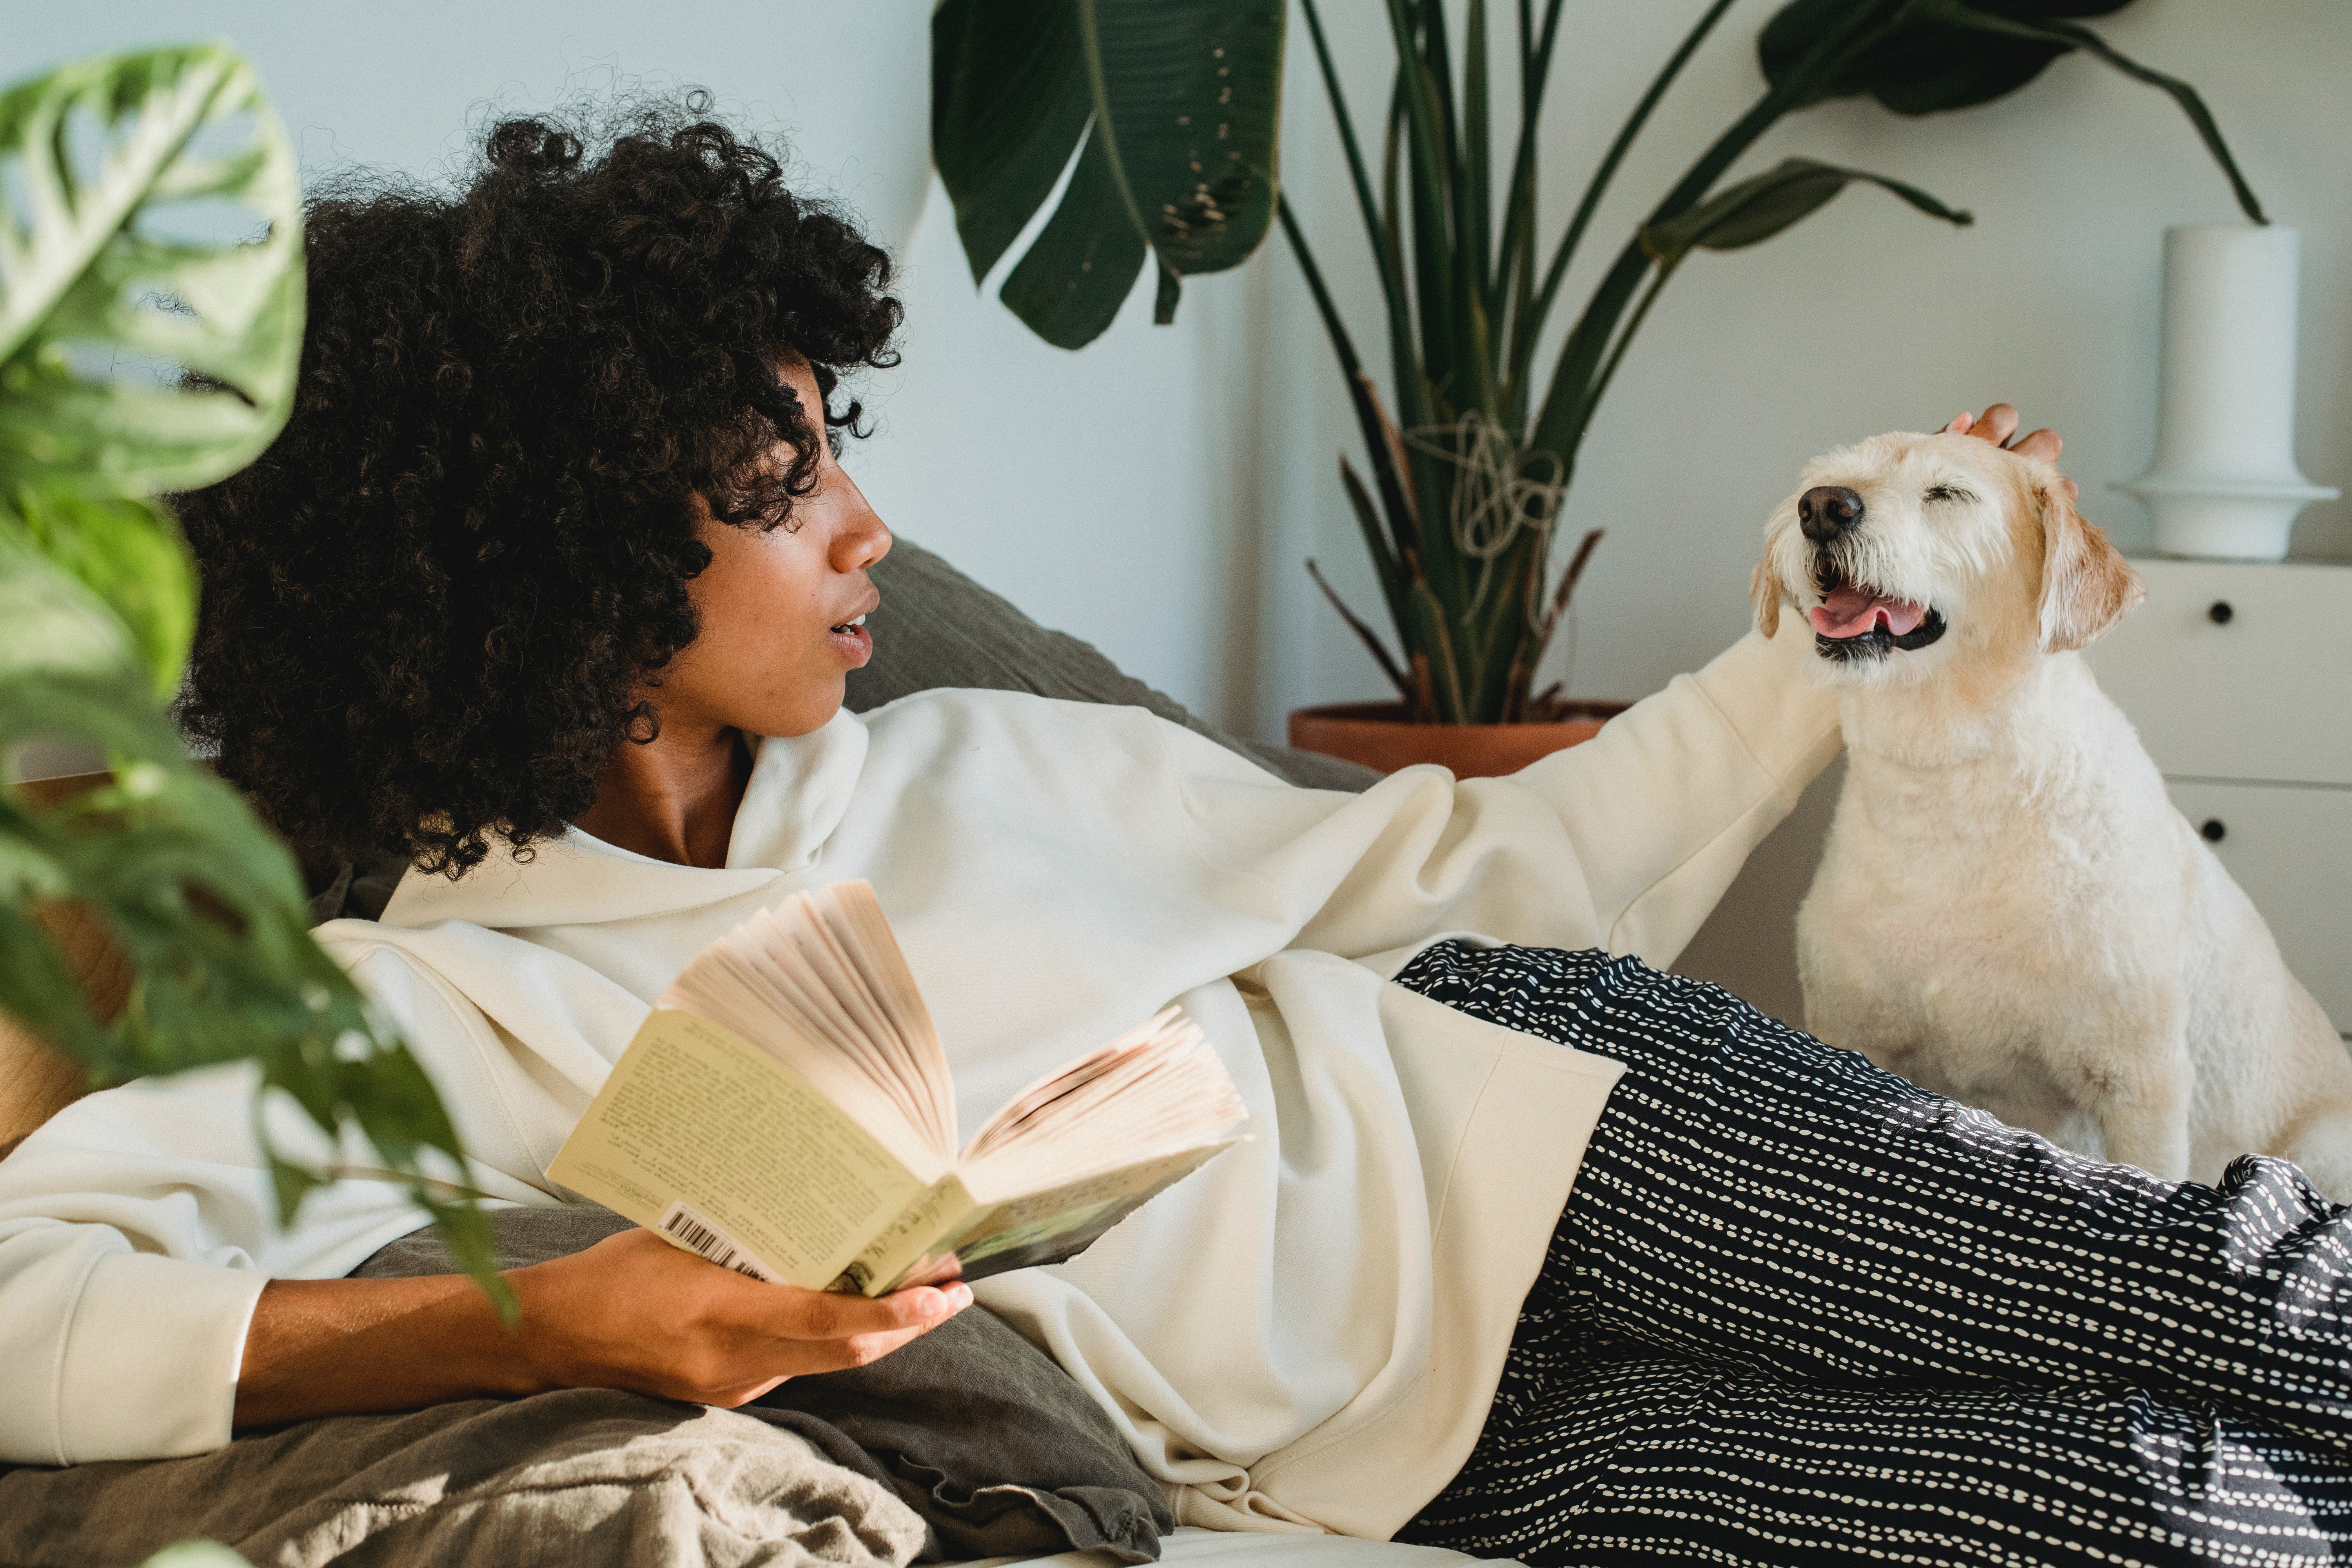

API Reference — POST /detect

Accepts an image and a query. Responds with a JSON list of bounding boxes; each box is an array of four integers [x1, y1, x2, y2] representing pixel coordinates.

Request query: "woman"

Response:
[[3, 104, 2350, 1566]]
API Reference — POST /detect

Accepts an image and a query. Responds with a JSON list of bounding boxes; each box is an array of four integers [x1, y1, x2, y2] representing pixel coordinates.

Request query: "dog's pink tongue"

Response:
[[1811, 586, 1927, 639]]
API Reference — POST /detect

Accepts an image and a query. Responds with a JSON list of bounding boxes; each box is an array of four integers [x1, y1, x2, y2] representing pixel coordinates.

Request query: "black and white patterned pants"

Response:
[[1389, 942, 2352, 1566]]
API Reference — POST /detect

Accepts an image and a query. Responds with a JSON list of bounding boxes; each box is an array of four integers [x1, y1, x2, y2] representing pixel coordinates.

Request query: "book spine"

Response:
[[828, 1173, 977, 1296]]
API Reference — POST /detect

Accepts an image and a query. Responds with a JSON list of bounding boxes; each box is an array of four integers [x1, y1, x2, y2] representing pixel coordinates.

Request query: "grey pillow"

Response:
[[354, 1207, 1174, 1564], [852, 538, 1378, 794]]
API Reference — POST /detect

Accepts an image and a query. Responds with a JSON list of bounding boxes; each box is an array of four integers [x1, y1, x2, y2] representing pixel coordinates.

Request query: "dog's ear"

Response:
[[1750, 555, 1786, 638], [2036, 474, 2144, 652]]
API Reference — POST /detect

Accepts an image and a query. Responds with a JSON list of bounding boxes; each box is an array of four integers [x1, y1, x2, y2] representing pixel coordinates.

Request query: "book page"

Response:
[[829, 1172, 977, 1296], [960, 1006, 1248, 1195], [661, 883, 954, 1174], [623, 882, 1248, 1298], [550, 1009, 928, 1289], [870, 1141, 1244, 1295], [818, 883, 955, 1149]]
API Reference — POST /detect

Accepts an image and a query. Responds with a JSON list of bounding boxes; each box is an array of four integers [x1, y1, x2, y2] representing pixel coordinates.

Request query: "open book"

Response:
[[549, 881, 1247, 1296]]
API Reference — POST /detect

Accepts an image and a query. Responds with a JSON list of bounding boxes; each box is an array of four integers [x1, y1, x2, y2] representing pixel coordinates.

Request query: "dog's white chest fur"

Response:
[[1803, 663, 2181, 1145], [1798, 652, 2352, 1195]]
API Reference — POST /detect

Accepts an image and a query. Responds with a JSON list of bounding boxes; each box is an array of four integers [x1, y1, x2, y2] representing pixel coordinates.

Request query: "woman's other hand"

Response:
[[232, 1227, 971, 1428], [1944, 403, 2079, 500]]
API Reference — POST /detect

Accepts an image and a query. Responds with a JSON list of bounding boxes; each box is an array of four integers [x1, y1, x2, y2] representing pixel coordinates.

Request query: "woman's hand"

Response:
[[232, 1227, 971, 1428], [1944, 403, 2079, 500], [505, 1227, 970, 1406]]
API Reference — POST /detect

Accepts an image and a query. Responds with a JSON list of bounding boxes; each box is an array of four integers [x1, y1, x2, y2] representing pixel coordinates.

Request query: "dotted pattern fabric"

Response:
[[1390, 943, 2352, 1566]]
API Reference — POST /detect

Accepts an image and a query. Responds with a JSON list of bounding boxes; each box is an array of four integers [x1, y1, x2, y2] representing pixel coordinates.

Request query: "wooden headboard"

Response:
[[0, 773, 132, 1154]]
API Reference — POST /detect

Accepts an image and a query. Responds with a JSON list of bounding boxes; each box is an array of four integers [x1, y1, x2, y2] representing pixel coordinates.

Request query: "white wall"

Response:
[[845, 200, 1274, 729]]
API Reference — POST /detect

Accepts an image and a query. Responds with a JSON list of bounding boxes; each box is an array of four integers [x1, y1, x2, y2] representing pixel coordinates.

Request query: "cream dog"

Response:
[[1757, 429, 2352, 1195]]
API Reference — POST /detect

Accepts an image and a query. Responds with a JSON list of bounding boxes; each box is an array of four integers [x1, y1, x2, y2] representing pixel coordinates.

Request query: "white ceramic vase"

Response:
[[2121, 225, 2337, 560]]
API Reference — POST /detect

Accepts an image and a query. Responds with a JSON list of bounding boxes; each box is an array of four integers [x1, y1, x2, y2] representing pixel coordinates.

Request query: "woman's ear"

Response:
[[2036, 475, 2143, 652], [1751, 554, 1787, 638]]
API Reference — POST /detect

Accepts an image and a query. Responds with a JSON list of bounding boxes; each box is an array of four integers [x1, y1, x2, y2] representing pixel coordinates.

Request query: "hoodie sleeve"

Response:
[[0, 943, 551, 1465], [0, 1064, 325, 1465], [1171, 615, 1840, 970]]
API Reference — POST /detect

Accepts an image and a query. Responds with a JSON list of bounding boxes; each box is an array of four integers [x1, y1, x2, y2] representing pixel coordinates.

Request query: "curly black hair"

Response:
[[174, 96, 901, 878]]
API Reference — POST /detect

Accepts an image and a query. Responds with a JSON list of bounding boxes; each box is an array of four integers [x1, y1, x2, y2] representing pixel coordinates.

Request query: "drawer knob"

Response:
[[2209, 600, 2235, 624], [2201, 818, 2227, 843]]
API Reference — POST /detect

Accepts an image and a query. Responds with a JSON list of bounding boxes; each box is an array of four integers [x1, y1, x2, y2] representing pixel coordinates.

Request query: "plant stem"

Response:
[[1511, 0, 1739, 414], [1297, 0, 1421, 412], [1527, 2, 1908, 465], [1279, 197, 1422, 571], [1488, 0, 1565, 329], [1464, 0, 1492, 302]]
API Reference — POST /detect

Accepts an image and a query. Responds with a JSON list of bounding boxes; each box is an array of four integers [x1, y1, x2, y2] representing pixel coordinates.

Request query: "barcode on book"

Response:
[[655, 1199, 780, 1283]]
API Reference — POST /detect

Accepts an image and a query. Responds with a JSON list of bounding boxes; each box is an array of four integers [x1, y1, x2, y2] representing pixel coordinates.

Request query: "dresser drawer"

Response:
[[2087, 559, 2352, 786], [2163, 779, 2352, 1032]]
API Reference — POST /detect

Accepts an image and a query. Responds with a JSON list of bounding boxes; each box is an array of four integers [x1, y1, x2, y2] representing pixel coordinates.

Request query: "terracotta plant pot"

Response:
[[1287, 701, 1631, 779]]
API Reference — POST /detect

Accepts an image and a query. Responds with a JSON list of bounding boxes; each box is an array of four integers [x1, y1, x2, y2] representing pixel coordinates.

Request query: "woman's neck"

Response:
[[573, 719, 753, 869]]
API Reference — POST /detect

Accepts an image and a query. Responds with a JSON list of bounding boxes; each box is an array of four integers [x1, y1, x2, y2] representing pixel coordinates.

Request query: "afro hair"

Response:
[[173, 96, 901, 878]]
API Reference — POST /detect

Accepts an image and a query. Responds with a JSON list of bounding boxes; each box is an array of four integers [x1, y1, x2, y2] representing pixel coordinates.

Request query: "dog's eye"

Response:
[[1923, 485, 1975, 505]]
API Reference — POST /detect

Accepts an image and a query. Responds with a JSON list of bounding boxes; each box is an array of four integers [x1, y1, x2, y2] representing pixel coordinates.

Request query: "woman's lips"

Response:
[[828, 613, 873, 667]]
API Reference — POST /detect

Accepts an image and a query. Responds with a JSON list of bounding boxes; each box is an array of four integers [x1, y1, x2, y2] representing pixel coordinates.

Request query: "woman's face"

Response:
[[660, 356, 893, 739]]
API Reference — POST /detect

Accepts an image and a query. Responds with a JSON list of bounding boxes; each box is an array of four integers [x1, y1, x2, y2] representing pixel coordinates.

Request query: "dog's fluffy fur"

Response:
[[1760, 431, 2352, 1195]]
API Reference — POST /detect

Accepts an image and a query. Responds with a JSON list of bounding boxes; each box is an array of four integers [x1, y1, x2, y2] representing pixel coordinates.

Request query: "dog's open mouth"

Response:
[[1810, 557, 1946, 660]]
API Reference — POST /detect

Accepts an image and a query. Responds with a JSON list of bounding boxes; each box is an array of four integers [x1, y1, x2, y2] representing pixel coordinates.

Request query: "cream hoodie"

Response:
[[0, 620, 1838, 1535]]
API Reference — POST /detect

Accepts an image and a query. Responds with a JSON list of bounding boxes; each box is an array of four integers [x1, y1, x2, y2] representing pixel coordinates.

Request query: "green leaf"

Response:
[[2, 488, 194, 696], [932, 0, 1092, 286], [1757, 0, 2113, 110], [1757, 1, 2260, 221], [1640, 156, 1971, 265], [0, 647, 510, 1312], [997, 124, 1149, 350], [0, 531, 137, 685], [0, 43, 305, 499], [933, 0, 1285, 346], [0, 45, 503, 1319]]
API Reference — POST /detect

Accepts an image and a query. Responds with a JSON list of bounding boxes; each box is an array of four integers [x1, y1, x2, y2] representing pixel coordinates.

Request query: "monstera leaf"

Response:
[[0, 44, 305, 499], [1760, 0, 2262, 220], [932, 0, 1285, 348], [0, 47, 500, 1305]]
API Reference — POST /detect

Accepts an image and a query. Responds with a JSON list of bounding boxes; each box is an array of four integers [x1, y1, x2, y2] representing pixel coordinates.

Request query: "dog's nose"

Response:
[[1798, 486, 1864, 542]]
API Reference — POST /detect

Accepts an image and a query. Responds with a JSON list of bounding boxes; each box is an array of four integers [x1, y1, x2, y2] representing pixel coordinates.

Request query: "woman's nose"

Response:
[[829, 494, 892, 573]]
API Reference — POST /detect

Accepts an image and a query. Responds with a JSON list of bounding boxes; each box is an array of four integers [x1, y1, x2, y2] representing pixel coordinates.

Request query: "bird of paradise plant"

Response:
[[934, 0, 2262, 723]]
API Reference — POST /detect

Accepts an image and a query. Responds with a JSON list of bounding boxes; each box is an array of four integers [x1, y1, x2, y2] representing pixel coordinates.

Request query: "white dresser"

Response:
[[2084, 557, 2352, 1035]]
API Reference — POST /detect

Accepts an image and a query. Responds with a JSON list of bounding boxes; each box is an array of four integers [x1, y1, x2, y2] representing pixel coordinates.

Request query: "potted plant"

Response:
[[0, 45, 498, 1291], [932, 0, 2261, 775]]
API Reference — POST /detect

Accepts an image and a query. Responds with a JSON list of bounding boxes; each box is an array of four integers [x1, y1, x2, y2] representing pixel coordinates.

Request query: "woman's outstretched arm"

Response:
[[234, 1225, 969, 1428]]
